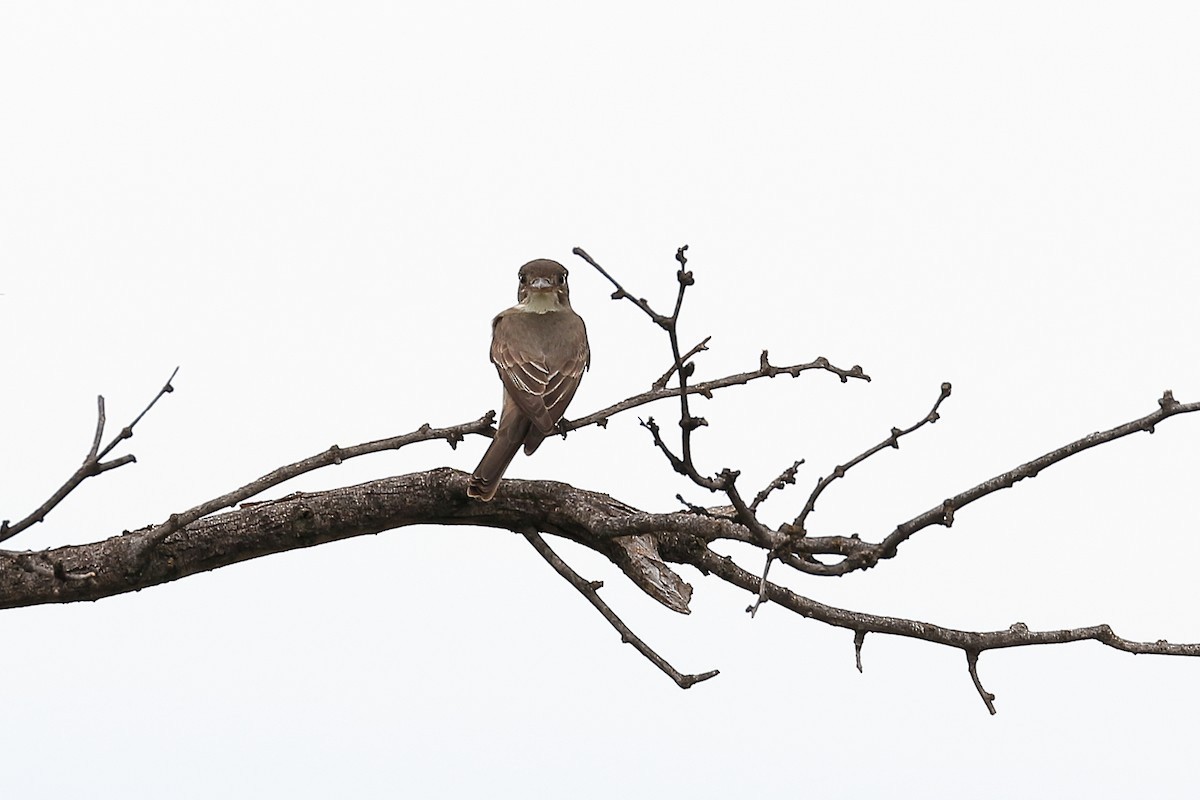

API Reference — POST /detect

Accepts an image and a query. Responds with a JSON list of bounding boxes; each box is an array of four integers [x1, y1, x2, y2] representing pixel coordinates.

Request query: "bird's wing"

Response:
[[491, 311, 589, 436], [491, 316, 560, 435], [542, 317, 589, 425]]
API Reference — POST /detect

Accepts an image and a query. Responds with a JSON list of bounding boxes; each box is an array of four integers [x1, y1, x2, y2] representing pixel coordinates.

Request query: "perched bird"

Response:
[[467, 259, 590, 501]]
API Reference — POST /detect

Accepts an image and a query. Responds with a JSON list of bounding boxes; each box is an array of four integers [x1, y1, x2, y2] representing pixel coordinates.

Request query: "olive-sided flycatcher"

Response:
[[467, 259, 590, 501]]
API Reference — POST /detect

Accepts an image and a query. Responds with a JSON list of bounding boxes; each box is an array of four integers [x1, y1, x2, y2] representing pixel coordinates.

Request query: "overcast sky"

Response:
[[3, 3, 1199, 797]]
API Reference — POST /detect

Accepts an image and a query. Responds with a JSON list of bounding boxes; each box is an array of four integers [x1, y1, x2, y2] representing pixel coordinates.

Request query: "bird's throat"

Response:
[[520, 292, 564, 314]]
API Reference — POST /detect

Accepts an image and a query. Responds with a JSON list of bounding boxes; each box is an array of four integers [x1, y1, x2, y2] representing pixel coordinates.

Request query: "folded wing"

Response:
[[491, 310, 589, 449]]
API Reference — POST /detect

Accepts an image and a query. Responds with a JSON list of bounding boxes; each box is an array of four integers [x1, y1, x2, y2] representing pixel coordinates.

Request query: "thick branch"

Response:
[[4, 468, 1197, 714], [127, 414, 497, 562], [0, 470, 710, 608]]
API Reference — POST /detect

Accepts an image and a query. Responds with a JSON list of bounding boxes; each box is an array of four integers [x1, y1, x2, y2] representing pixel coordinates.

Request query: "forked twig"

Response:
[[577, 246, 793, 546], [790, 381, 953, 537], [653, 336, 711, 390], [749, 381, 952, 599], [0, 367, 179, 545]]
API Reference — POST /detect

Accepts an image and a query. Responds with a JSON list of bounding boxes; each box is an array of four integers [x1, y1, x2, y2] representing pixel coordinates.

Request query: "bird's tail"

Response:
[[467, 416, 531, 501]]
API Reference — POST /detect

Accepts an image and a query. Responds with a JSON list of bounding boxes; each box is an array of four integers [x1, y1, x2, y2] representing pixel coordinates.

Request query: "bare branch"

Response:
[[95, 366, 179, 461], [746, 554, 774, 619], [873, 389, 1200, 565], [129, 413, 497, 564], [653, 336, 711, 390], [573, 246, 670, 326], [750, 459, 804, 513], [740, 390, 1200, 578], [575, 246, 788, 551], [565, 354, 868, 432], [94, 455, 136, 474], [966, 650, 997, 715], [662, 246, 707, 486], [524, 530, 716, 688], [0, 367, 179, 545], [686, 546, 1200, 713], [790, 381, 952, 537], [89, 395, 106, 458], [6, 248, 1199, 714], [5, 468, 1199, 714]]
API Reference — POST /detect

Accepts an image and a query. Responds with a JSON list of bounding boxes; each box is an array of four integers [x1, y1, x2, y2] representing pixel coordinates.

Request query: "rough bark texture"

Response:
[[0, 468, 698, 611]]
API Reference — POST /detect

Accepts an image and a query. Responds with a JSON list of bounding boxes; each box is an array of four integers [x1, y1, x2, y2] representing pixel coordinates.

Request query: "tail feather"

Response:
[[467, 415, 530, 501]]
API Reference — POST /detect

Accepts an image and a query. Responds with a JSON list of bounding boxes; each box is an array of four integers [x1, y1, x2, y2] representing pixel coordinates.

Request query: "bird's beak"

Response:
[[529, 277, 553, 290]]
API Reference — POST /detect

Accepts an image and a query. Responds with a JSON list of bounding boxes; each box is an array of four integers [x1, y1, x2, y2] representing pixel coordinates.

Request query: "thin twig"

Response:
[[89, 396, 106, 457], [664, 247, 704, 480], [573, 246, 669, 326], [713, 393, 1200, 578], [750, 459, 804, 512], [578, 246, 781, 548], [752, 390, 1200, 575], [790, 382, 952, 537], [675, 494, 720, 516], [565, 355, 868, 432], [95, 366, 179, 461], [523, 529, 718, 689], [873, 390, 1200, 564], [746, 555, 774, 618], [653, 336, 711, 390], [0, 367, 180, 545], [966, 650, 997, 715]]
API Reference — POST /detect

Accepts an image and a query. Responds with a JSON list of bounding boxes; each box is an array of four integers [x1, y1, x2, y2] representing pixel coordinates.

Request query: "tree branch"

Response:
[[524, 529, 717, 688], [127, 413, 498, 565], [4, 467, 1198, 715], [855, 389, 1200, 573], [0, 367, 179, 545], [6, 247, 1200, 714], [789, 381, 952, 537], [653, 336, 711, 390], [564, 353, 869, 432], [684, 544, 1200, 714]]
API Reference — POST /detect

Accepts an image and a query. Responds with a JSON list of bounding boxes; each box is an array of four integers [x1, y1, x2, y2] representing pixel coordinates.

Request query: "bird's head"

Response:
[[517, 259, 571, 310]]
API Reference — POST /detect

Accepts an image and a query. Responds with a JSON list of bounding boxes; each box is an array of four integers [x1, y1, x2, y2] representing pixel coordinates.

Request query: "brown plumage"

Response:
[[467, 259, 590, 501]]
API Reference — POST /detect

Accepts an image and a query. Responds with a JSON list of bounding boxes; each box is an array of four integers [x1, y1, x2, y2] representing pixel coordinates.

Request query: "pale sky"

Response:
[[2, 3, 1199, 797]]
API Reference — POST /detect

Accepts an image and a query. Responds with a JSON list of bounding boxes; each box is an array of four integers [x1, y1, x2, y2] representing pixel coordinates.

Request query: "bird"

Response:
[[467, 259, 590, 501]]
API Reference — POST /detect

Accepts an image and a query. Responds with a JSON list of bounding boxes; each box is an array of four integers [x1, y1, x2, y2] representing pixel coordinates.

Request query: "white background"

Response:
[[2, 2, 1199, 797]]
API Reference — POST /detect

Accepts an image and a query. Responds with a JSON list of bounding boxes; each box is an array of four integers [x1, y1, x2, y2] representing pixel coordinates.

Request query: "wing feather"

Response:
[[490, 310, 588, 436]]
